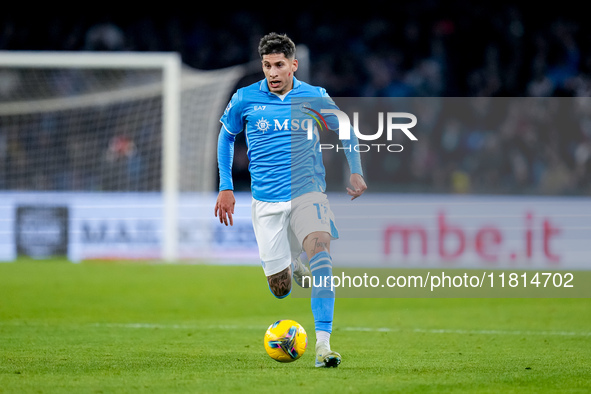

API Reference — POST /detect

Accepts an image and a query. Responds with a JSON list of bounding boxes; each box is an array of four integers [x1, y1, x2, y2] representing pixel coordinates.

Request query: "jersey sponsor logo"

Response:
[[253, 118, 301, 132], [251, 116, 313, 133], [254, 105, 266, 111], [255, 117, 271, 133], [273, 119, 288, 131]]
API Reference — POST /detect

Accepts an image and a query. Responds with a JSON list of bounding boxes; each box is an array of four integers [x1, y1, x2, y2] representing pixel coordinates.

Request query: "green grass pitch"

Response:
[[1, 260, 590, 393]]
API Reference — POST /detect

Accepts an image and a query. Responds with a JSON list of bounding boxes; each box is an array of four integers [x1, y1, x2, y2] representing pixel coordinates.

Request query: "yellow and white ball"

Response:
[[263, 319, 308, 362]]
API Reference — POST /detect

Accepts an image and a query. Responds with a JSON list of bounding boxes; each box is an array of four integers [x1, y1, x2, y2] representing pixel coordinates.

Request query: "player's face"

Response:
[[262, 53, 298, 95]]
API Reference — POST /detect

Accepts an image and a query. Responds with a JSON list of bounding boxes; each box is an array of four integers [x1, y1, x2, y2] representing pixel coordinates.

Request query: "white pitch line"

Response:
[[2, 321, 588, 337], [90, 323, 267, 331], [341, 326, 591, 337], [90, 323, 591, 337]]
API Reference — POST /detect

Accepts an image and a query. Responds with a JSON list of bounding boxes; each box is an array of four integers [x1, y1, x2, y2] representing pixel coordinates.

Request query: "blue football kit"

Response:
[[217, 76, 363, 353], [218, 77, 363, 202]]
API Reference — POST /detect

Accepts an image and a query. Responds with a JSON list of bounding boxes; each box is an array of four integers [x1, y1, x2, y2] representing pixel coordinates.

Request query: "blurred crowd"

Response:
[[1, 2, 590, 195]]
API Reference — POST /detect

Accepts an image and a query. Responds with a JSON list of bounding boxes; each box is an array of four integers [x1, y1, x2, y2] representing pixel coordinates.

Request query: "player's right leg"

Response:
[[251, 198, 293, 299], [291, 255, 311, 288], [288, 228, 311, 289], [266, 265, 292, 298]]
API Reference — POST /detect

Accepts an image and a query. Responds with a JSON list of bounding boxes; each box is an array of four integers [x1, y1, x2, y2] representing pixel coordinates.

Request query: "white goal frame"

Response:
[[0, 51, 181, 262]]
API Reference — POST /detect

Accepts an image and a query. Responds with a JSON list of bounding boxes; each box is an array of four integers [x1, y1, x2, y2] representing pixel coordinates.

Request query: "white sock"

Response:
[[316, 330, 331, 348]]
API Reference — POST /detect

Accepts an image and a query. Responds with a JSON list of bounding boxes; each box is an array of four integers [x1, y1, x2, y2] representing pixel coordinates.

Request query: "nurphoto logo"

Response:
[[303, 107, 418, 152]]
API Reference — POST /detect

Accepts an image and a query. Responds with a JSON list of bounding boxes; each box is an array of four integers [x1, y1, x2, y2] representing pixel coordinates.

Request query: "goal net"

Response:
[[0, 52, 248, 262]]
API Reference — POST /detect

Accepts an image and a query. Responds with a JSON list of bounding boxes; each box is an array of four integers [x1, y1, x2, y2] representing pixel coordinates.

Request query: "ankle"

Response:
[[316, 330, 331, 348]]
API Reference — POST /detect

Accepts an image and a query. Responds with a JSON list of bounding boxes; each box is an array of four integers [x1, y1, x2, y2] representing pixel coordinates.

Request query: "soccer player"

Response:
[[215, 32, 367, 368]]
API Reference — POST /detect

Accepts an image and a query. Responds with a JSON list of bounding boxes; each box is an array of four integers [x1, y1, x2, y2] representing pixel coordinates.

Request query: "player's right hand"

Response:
[[214, 190, 236, 226]]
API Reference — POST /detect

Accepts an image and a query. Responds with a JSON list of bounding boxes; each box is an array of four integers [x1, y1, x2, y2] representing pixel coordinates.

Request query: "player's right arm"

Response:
[[215, 127, 237, 226], [215, 91, 244, 226], [215, 189, 235, 226]]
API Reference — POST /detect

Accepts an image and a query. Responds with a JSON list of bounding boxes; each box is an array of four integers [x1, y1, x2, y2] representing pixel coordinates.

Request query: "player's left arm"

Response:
[[347, 172, 367, 200], [318, 89, 367, 200], [341, 132, 367, 200]]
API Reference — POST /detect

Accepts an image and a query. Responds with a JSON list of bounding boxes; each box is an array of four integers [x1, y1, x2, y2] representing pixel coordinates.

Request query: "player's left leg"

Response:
[[303, 231, 341, 368], [291, 192, 341, 368]]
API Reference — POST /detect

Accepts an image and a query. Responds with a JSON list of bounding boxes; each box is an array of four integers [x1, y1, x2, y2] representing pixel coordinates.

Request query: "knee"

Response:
[[267, 266, 292, 299]]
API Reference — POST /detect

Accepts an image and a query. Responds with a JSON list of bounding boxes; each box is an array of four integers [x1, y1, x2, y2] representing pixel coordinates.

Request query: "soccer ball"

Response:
[[263, 319, 308, 362]]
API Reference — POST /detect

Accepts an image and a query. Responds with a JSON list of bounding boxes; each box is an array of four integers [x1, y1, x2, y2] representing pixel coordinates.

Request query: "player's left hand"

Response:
[[347, 173, 367, 200]]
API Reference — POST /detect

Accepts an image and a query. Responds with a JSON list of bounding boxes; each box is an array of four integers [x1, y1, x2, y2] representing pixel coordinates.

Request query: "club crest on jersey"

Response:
[[255, 117, 271, 133], [298, 102, 311, 113]]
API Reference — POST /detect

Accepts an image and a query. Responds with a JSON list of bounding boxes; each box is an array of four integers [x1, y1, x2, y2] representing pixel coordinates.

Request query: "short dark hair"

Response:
[[258, 32, 296, 59]]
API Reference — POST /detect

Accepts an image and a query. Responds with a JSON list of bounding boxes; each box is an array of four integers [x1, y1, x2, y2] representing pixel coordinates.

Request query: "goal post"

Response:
[[161, 53, 181, 263], [0, 51, 247, 262]]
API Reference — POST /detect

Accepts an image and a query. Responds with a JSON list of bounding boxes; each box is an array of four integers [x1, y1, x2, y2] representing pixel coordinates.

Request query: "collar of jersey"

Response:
[[259, 77, 301, 95]]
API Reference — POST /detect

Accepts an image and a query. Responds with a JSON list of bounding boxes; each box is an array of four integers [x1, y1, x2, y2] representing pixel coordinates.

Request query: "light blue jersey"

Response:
[[218, 77, 362, 202]]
